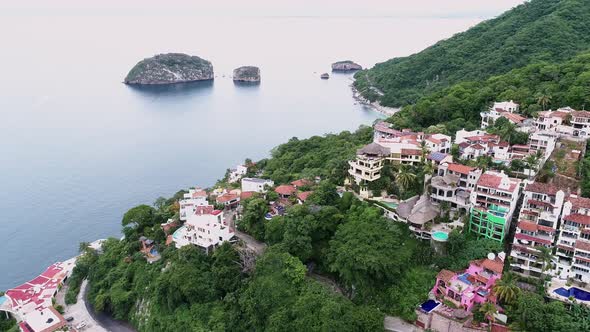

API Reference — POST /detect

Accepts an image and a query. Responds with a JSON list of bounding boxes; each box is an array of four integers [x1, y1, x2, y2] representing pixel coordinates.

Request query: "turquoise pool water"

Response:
[[172, 226, 186, 240], [0, 295, 6, 306], [432, 231, 449, 241], [381, 202, 398, 209]]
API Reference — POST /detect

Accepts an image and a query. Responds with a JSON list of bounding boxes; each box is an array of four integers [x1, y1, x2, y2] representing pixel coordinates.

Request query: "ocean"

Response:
[[0, 12, 482, 289]]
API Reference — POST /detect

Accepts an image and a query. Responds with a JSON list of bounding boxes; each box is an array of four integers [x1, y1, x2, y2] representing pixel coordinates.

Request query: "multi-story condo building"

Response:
[[569, 110, 590, 138], [534, 108, 571, 131], [430, 163, 481, 210], [469, 171, 522, 242], [556, 195, 590, 282], [179, 188, 209, 221], [511, 182, 566, 278], [480, 100, 521, 128], [172, 205, 234, 253], [528, 131, 557, 158]]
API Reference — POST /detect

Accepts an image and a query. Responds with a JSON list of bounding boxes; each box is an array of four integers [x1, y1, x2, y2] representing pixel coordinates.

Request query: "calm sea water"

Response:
[[0, 14, 481, 289]]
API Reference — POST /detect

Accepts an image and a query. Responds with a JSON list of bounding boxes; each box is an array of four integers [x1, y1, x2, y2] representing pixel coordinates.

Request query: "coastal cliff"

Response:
[[233, 66, 261, 82], [124, 53, 214, 85], [332, 60, 362, 72]]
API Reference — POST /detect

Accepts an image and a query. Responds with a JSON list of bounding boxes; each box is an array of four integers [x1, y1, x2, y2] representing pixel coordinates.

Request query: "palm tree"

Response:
[[396, 165, 417, 192], [535, 246, 554, 282], [420, 140, 429, 163], [423, 161, 435, 193], [537, 94, 552, 111], [79, 241, 91, 253], [480, 302, 498, 327], [493, 272, 521, 304]]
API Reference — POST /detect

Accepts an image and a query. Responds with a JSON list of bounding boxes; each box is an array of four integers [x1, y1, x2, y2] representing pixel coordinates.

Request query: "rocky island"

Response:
[[331, 60, 362, 72], [233, 66, 261, 82], [124, 53, 214, 85]]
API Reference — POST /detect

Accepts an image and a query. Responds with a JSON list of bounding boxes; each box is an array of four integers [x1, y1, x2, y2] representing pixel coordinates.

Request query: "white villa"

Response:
[[179, 188, 209, 221], [556, 195, 590, 283], [241, 177, 274, 193], [228, 164, 248, 183], [480, 100, 523, 129], [172, 205, 234, 253], [430, 163, 481, 210]]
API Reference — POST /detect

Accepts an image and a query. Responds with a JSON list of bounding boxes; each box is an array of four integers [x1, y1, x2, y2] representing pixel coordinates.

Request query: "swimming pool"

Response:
[[0, 295, 6, 306], [420, 300, 440, 313], [432, 231, 449, 242], [381, 202, 398, 209], [553, 287, 590, 301], [172, 226, 186, 240]]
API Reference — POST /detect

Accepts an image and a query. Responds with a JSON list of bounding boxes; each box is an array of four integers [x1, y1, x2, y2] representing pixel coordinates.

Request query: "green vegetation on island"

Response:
[[354, 0, 590, 109], [124, 53, 214, 85]]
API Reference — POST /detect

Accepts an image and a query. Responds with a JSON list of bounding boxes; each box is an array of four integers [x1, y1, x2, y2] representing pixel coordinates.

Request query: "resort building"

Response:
[[216, 192, 240, 208], [430, 163, 481, 210], [534, 108, 571, 131], [480, 100, 521, 128], [241, 177, 274, 193], [431, 253, 505, 311], [426, 152, 453, 166], [556, 195, 590, 283], [228, 164, 248, 183], [528, 131, 557, 159], [396, 195, 441, 239], [275, 184, 297, 199], [179, 188, 209, 221], [172, 205, 234, 253], [569, 110, 590, 138], [0, 260, 75, 332], [454, 129, 487, 145], [510, 182, 566, 278], [469, 171, 522, 242]]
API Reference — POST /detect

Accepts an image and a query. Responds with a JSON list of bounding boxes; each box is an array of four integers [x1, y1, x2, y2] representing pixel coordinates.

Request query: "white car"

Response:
[[75, 322, 87, 329]]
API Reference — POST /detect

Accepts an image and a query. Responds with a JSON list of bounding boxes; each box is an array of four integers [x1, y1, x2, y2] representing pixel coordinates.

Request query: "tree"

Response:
[[326, 204, 412, 295], [238, 198, 268, 240], [493, 272, 521, 304], [535, 246, 554, 282], [479, 302, 497, 326], [395, 165, 417, 193], [537, 94, 552, 111]]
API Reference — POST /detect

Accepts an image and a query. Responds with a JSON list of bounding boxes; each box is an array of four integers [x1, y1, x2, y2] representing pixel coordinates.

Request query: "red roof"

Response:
[[192, 190, 207, 198], [572, 110, 590, 118], [537, 225, 556, 233], [447, 163, 475, 175], [291, 179, 312, 187], [216, 193, 239, 204], [482, 259, 504, 274], [515, 233, 552, 245], [568, 196, 590, 209], [575, 255, 590, 264], [527, 199, 554, 208], [563, 214, 590, 225], [212, 210, 223, 216], [275, 185, 297, 195], [195, 205, 215, 215], [240, 191, 256, 200], [297, 191, 313, 202], [436, 269, 455, 283], [503, 112, 526, 123], [477, 172, 518, 191], [575, 240, 590, 252], [471, 144, 485, 150], [525, 182, 563, 196], [401, 148, 422, 156], [517, 221, 537, 232]]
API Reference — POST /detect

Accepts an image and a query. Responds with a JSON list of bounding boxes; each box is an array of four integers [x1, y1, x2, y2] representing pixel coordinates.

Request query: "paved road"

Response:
[[83, 281, 137, 332], [235, 230, 267, 255], [61, 280, 107, 332]]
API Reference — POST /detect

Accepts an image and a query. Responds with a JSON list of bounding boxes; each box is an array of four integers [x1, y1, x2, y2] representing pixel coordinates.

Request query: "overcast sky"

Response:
[[3, 0, 527, 18]]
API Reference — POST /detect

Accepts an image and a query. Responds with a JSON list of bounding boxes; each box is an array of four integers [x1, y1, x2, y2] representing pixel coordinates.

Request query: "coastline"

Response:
[[350, 83, 400, 117]]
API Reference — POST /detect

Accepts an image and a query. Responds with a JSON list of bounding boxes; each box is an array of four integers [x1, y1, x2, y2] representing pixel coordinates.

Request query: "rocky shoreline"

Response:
[[351, 84, 399, 117]]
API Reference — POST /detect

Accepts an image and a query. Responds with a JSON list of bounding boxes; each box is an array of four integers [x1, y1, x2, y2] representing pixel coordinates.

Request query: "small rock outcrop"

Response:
[[124, 53, 214, 85], [321, 73, 330, 79], [331, 60, 362, 72], [233, 66, 261, 82]]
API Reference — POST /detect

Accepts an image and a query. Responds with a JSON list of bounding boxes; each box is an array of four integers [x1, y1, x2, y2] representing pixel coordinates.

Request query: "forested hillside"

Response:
[[390, 51, 590, 133], [354, 0, 590, 107]]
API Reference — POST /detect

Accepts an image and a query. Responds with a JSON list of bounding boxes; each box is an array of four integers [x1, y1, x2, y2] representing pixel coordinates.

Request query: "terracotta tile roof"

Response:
[[575, 256, 590, 264], [520, 209, 539, 216], [240, 191, 256, 200], [563, 214, 590, 225], [525, 182, 563, 196], [192, 190, 207, 198], [568, 196, 590, 209], [558, 244, 575, 251], [575, 240, 590, 252], [515, 233, 552, 246], [482, 258, 504, 274], [527, 199, 554, 208], [297, 191, 313, 202], [537, 225, 557, 233], [447, 163, 475, 175], [517, 221, 537, 232], [471, 144, 485, 150], [275, 185, 297, 195], [458, 142, 470, 148], [401, 148, 422, 156], [291, 179, 312, 187], [195, 205, 215, 215], [437, 269, 455, 283], [503, 112, 526, 123], [216, 193, 239, 204], [572, 110, 590, 118], [426, 137, 442, 144], [477, 173, 502, 188]]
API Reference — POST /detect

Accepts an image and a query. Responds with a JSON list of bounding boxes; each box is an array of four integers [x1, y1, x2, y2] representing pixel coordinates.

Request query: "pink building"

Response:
[[431, 253, 505, 311]]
